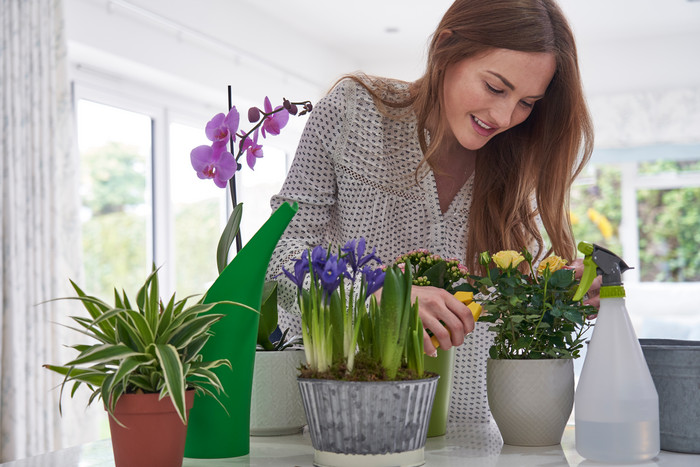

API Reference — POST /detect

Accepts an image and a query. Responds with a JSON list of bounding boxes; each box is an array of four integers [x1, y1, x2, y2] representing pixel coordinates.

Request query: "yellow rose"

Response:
[[537, 255, 568, 275], [492, 250, 525, 270]]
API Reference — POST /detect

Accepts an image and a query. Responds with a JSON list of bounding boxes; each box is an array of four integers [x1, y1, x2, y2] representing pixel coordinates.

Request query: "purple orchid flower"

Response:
[[241, 128, 264, 170], [362, 265, 386, 299], [261, 96, 289, 138], [190, 142, 236, 188], [205, 107, 240, 144], [282, 251, 310, 291]]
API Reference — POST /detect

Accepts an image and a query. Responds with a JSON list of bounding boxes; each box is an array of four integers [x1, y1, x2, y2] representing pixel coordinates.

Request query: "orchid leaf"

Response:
[[217, 203, 243, 274], [257, 280, 278, 350]]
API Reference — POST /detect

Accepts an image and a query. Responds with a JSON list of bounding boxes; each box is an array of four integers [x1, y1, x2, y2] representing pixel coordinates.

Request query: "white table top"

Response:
[[2, 422, 698, 466]]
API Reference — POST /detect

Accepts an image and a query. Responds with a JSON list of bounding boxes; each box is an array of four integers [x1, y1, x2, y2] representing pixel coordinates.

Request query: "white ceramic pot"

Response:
[[487, 358, 574, 446], [250, 349, 307, 436]]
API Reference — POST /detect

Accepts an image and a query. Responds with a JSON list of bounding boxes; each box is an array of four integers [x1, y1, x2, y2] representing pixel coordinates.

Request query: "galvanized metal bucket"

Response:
[[297, 376, 438, 467], [640, 339, 700, 454]]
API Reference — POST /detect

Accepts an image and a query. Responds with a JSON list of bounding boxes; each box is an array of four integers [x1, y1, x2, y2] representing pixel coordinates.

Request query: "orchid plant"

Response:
[[285, 239, 426, 380], [190, 95, 311, 351], [467, 248, 596, 360], [191, 96, 312, 190]]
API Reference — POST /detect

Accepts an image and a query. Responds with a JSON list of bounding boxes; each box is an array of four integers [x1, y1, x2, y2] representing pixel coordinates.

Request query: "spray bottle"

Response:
[[572, 242, 659, 463]]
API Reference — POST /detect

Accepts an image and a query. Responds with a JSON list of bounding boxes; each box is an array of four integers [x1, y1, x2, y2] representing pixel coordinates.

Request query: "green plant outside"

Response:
[[570, 161, 700, 282]]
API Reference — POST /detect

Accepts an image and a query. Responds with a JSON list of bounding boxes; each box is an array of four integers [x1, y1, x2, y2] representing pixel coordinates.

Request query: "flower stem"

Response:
[[227, 85, 242, 252]]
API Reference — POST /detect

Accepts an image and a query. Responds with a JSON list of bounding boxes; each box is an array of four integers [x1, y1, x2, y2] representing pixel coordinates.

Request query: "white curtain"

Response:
[[0, 0, 95, 461]]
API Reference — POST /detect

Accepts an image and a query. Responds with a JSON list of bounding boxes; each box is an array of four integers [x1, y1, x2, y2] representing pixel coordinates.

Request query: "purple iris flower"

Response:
[[341, 237, 382, 278], [310, 245, 328, 278], [241, 128, 264, 170], [320, 255, 347, 296], [341, 239, 358, 272], [205, 107, 240, 144], [261, 97, 289, 138], [282, 252, 310, 291], [190, 142, 236, 188], [362, 266, 386, 299]]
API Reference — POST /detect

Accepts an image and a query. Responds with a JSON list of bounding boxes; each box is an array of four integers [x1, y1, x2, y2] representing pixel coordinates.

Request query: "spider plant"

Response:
[[44, 266, 247, 424]]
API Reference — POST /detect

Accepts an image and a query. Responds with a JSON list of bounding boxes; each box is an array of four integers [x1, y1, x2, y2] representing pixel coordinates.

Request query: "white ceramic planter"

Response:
[[250, 349, 307, 436], [487, 358, 574, 446]]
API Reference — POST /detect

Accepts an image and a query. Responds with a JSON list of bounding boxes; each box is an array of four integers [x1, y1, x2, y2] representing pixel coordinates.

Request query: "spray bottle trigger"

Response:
[[573, 242, 596, 302]]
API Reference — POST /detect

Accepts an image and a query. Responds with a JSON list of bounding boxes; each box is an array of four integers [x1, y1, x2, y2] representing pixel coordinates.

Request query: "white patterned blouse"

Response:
[[266, 78, 494, 422]]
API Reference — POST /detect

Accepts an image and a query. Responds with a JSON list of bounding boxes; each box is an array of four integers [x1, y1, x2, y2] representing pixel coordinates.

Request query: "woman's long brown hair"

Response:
[[344, 0, 593, 271]]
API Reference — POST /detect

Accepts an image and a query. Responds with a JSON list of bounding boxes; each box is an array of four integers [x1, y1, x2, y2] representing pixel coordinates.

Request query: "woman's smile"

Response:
[[471, 114, 498, 136]]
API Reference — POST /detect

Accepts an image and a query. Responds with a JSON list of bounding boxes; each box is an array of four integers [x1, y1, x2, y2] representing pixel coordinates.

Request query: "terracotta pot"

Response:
[[487, 358, 574, 446], [107, 390, 195, 467]]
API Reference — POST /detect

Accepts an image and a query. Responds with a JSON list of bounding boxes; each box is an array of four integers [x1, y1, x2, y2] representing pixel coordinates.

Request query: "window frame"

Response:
[[590, 144, 700, 284], [71, 66, 220, 295]]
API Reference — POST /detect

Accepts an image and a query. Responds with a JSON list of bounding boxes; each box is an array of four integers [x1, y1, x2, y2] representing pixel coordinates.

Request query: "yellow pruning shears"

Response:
[[429, 291, 482, 350]]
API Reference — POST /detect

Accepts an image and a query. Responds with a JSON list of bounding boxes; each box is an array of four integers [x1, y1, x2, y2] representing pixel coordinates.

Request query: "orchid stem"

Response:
[[227, 85, 243, 253]]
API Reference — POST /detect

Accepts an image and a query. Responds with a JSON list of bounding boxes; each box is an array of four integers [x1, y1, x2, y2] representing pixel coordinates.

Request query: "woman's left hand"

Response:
[[569, 258, 602, 311]]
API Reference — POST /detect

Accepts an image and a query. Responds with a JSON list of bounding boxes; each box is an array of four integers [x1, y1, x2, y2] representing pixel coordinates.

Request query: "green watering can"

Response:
[[185, 202, 298, 458]]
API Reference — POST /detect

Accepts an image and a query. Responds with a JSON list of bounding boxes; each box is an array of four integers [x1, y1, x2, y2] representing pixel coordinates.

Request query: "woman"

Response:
[[266, 0, 597, 422]]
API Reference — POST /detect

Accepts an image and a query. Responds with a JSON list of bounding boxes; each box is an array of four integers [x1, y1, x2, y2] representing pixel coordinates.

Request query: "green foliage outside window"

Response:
[[570, 160, 700, 282], [81, 142, 147, 299], [637, 160, 700, 281], [570, 165, 622, 256], [174, 199, 220, 297]]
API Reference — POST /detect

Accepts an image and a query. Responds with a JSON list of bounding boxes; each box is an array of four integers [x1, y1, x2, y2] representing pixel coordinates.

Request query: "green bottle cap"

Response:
[[600, 285, 626, 298]]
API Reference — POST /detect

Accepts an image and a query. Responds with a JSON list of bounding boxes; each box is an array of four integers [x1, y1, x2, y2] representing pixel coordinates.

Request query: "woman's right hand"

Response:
[[411, 286, 475, 357]]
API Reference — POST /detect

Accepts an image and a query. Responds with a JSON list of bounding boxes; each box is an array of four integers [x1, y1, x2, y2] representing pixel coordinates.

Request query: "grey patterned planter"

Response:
[[250, 349, 307, 436], [487, 358, 574, 446], [297, 376, 439, 467]]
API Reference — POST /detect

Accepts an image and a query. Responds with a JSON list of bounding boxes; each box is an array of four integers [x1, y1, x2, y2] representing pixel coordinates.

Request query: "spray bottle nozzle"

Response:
[[572, 242, 633, 301]]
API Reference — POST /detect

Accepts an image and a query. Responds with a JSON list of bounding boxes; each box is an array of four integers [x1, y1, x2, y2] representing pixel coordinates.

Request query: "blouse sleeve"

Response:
[[266, 80, 354, 320]]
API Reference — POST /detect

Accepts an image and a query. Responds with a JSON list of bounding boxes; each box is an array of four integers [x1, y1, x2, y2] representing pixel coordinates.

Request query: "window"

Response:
[[169, 122, 227, 297], [237, 144, 290, 242], [570, 144, 700, 342], [636, 160, 700, 282], [76, 99, 152, 300]]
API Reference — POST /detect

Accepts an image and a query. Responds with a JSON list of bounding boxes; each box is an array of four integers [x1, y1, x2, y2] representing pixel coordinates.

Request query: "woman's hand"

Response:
[[569, 258, 602, 311], [411, 286, 475, 357]]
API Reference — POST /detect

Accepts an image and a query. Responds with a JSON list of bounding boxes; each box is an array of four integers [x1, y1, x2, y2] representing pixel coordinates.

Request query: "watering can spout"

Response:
[[185, 201, 298, 459], [206, 201, 298, 304]]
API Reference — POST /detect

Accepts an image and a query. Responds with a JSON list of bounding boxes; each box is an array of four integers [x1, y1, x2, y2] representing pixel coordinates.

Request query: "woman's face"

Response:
[[442, 48, 556, 151]]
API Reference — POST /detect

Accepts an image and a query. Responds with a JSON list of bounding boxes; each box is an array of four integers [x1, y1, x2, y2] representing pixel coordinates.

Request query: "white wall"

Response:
[[64, 0, 349, 108], [64, 0, 700, 107]]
